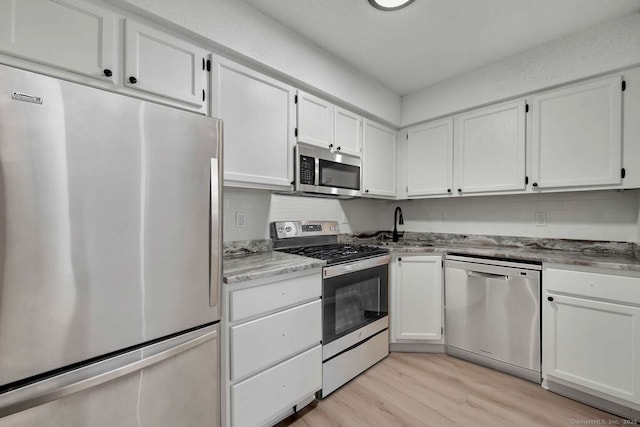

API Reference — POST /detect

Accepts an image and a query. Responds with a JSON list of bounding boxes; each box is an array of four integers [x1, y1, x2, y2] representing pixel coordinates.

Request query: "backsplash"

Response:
[[223, 188, 640, 243]]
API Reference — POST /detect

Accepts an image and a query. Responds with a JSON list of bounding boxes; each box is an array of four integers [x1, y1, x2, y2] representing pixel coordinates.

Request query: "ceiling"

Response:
[[242, 0, 640, 95]]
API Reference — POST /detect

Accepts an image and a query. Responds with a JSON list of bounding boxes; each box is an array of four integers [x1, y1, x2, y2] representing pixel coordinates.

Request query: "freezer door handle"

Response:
[[0, 328, 217, 418], [466, 270, 508, 280], [210, 157, 221, 308]]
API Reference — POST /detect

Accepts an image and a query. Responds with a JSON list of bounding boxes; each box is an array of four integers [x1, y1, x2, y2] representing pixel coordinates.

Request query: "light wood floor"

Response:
[[277, 353, 622, 427]]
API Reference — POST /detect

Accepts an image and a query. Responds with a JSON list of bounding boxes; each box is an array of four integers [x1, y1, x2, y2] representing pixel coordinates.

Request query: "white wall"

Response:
[[394, 190, 640, 243], [103, 0, 401, 126], [222, 188, 387, 242], [401, 13, 640, 126], [223, 188, 640, 243]]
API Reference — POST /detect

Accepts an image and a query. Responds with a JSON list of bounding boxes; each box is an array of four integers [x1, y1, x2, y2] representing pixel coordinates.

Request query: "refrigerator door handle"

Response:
[[0, 329, 217, 418], [210, 157, 221, 308]]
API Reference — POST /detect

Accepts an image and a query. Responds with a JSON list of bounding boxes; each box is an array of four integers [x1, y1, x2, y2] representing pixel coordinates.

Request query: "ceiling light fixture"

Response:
[[368, 0, 415, 11]]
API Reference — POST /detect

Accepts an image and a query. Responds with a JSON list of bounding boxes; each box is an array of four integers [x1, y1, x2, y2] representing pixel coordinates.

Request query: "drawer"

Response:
[[231, 345, 322, 427], [230, 299, 321, 381], [230, 272, 321, 322], [544, 268, 640, 305]]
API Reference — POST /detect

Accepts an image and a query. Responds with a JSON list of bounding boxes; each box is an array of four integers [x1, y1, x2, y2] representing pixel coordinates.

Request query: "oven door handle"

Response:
[[323, 255, 390, 279]]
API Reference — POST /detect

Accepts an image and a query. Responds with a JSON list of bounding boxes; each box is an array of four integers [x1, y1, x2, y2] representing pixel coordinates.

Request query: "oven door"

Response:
[[322, 256, 389, 345]]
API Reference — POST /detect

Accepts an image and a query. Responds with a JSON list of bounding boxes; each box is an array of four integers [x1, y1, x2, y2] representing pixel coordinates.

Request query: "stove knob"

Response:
[[277, 227, 284, 233], [285, 226, 292, 232]]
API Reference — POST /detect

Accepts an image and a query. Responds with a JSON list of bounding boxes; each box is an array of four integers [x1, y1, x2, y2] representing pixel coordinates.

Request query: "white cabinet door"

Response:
[[455, 99, 526, 194], [543, 293, 640, 405], [333, 106, 362, 156], [543, 267, 640, 408], [362, 119, 396, 197], [391, 255, 443, 342], [0, 0, 116, 82], [530, 76, 623, 189], [212, 57, 295, 189], [296, 90, 333, 149], [407, 118, 454, 197], [124, 20, 208, 110]]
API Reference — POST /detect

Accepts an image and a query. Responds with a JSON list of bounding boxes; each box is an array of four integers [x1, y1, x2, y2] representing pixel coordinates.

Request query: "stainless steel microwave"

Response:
[[294, 144, 361, 198]]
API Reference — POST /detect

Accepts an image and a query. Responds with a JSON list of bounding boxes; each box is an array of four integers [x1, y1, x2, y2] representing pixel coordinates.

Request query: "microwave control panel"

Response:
[[299, 155, 315, 185]]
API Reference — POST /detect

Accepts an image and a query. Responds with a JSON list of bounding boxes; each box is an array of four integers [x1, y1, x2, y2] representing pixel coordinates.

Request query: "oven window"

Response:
[[323, 264, 388, 344], [319, 160, 360, 190]]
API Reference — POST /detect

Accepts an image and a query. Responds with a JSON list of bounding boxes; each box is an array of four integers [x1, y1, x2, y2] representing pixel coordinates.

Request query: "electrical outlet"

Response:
[[235, 211, 247, 228], [535, 212, 547, 226]]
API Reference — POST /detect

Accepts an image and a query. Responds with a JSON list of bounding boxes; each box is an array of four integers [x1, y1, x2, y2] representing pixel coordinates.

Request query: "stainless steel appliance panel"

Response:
[[0, 325, 219, 425], [445, 258, 541, 376], [294, 144, 361, 197], [0, 65, 220, 387]]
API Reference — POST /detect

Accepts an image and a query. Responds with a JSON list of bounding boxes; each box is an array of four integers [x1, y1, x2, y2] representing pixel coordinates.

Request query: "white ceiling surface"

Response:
[[242, 0, 640, 95]]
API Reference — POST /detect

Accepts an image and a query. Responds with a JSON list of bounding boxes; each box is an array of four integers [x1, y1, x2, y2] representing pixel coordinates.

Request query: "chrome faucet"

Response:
[[392, 206, 404, 242]]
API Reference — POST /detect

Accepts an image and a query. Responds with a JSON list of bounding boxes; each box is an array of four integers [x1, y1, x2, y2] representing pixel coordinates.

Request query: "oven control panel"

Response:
[[270, 221, 340, 239]]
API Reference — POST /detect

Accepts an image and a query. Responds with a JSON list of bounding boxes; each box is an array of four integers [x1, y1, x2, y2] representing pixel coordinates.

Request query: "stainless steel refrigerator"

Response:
[[0, 64, 222, 426]]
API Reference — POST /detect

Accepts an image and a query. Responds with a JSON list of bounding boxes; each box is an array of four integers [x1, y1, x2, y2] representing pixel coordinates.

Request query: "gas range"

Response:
[[277, 243, 388, 266], [270, 221, 387, 266]]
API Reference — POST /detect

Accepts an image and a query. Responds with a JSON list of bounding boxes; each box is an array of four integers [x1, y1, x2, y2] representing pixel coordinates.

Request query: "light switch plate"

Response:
[[235, 211, 247, 228], [535, 212, 547, 226]]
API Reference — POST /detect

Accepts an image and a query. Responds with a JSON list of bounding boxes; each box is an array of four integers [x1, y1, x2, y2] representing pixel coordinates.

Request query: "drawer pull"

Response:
[[547, 296, 554, 302]]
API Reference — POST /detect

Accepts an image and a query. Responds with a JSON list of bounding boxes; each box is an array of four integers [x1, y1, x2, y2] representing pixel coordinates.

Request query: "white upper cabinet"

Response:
[[455, 99, 526, 194], [211, 57, 295, 189], [529, 75, 623, 189], [333, 106, 362, 156], [362, 119, 396, 197], [0, 0, 117, 82], [406, 118, 454, 197], [296, 91, 333, 149], [124, 20, 209, 111], [391, 255, 443, 343]]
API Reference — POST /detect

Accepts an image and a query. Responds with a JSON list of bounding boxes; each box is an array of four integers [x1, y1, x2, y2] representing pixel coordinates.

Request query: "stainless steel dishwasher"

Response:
[[444, 254, 541, 383]]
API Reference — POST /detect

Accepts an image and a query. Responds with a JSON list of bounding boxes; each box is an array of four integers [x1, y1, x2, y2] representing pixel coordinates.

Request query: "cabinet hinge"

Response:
[[206, 59, 211, 72], [441, 326, 444, 335], [525, 176, 529, 185], [406, 185, 408, 192], [406, 134, 408, 140], [294, 94, 298, 104], [525, 103, 529, 113], [441, 259, 444, 267], [622, 80, 626, 91], [621, 168, 626, 179], [294, 128, 298, 137], [202, 90, 205, 102]]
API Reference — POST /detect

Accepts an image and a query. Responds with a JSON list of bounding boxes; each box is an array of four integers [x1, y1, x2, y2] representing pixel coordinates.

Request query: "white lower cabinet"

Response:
[[222, 269, 322, 427], [543, 266, 640, 412], [390, 255, 443, 343]]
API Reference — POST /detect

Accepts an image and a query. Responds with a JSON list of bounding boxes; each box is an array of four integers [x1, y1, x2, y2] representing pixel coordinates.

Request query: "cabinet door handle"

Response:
[[103, 69, 112, 77], [336, 146, 341, 151], [547, 296, 554, 302], [129, 76, 138, 84], [397, 257, 402, 262], [364, 189, 369, 193], [533, 182, 538, 187], [447, 189, 452, 193], [457, 188, 462, 193], [329, 144, 333, 149]]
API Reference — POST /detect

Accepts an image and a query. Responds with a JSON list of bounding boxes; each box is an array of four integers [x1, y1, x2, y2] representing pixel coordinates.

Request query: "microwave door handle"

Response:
[[315, 157, 320, 186]]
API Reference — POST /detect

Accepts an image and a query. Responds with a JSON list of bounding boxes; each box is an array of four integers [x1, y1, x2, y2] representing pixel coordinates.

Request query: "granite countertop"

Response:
[[373, 241, 640, 272], [223, 251, 325, 284]]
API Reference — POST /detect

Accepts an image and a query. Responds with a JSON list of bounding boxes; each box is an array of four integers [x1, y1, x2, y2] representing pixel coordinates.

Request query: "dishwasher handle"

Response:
[[466, 270, 509, 280]]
